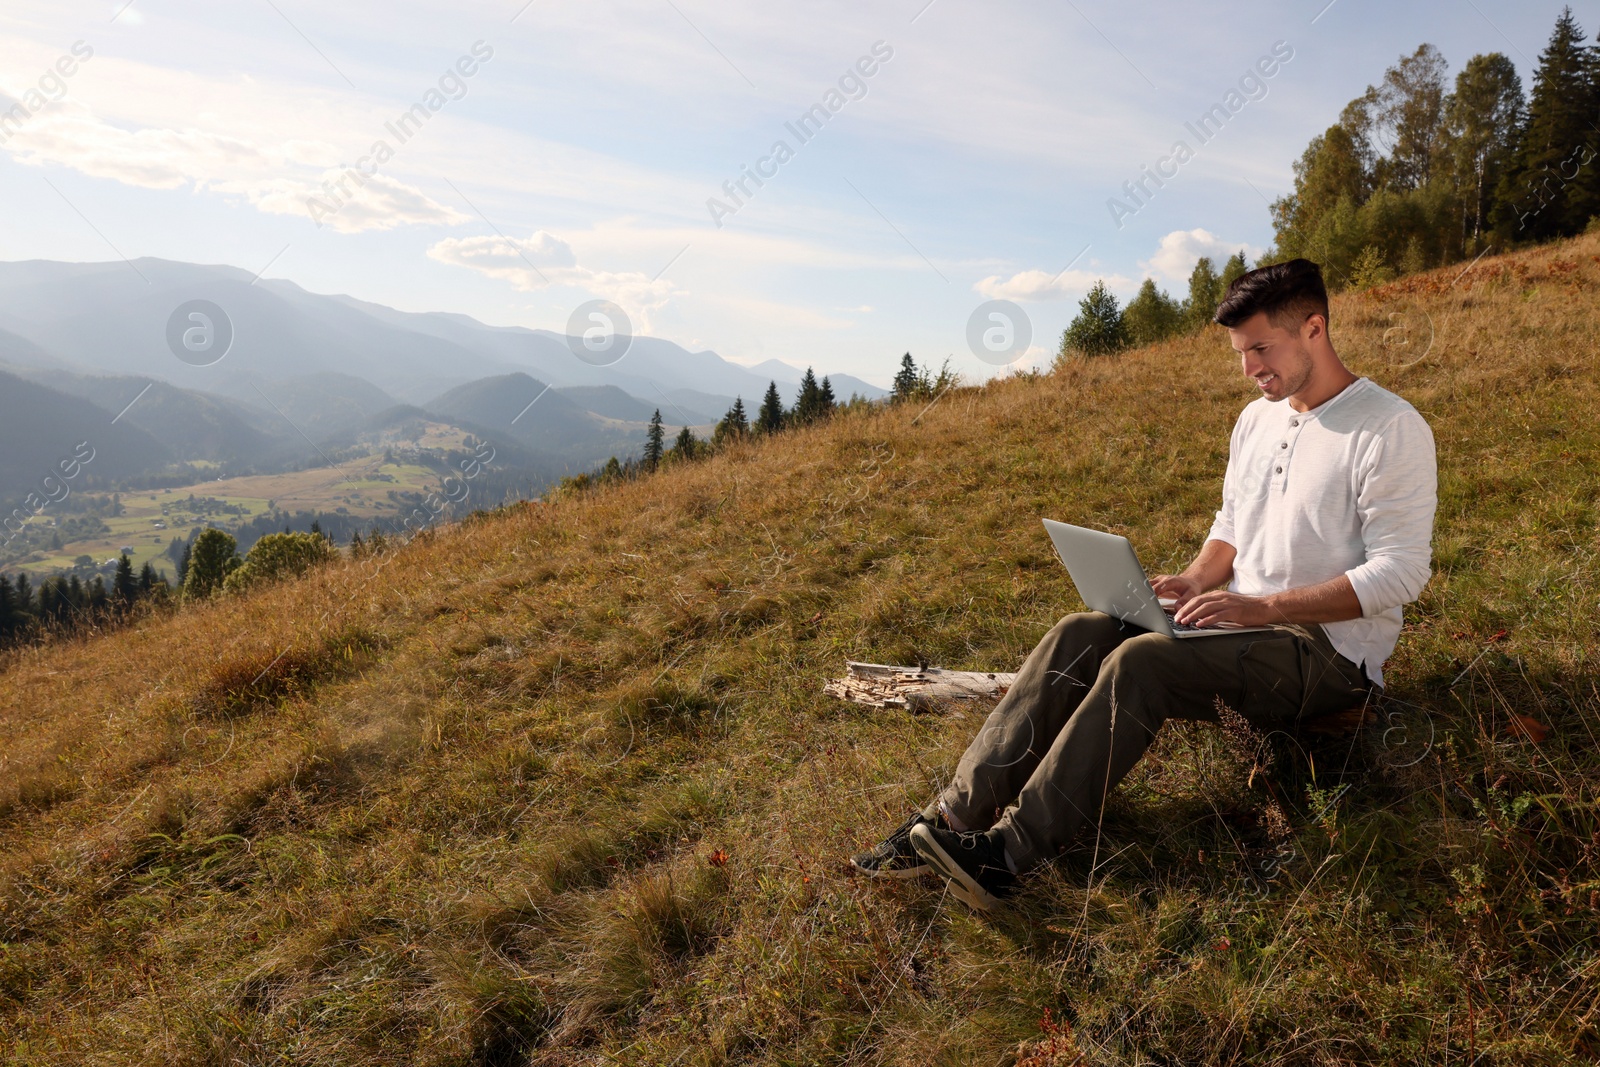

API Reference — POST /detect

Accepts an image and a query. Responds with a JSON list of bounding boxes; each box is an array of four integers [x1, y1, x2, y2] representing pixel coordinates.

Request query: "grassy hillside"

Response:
[[2, 236, 1598, 1065]]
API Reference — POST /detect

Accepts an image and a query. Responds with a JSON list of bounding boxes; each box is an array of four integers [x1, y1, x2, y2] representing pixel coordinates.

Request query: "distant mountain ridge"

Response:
[[0, 257, 888, 497]]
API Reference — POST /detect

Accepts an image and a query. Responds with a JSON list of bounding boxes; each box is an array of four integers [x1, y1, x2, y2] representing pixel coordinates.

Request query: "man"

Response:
[[850, 258, 1437, 911]]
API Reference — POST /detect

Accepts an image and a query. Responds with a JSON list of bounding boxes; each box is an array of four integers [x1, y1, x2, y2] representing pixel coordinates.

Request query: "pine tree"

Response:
[[714, 397, 749, 446], [1061, 281, 1129, 358], [13, 572, 31, 618], [182, 529, 239, 599], [177, 541, 192, 586], [757, 382, 785, 433], [138, 561, 158, 594], [793, 368, 822, 424], [113, 553, 136, 607], [891, 353, 919, 402], [350, 529, 365, 558], [671, 425, 697, 461], [643, 409, 666, 470], [0, 575, 16, 641], [819, 377, 836, 417], [1495, 9, 1599, 240]]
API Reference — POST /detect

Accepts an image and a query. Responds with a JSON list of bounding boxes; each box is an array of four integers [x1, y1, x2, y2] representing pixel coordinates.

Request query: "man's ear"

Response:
[[1301, 313, 1327, 345]]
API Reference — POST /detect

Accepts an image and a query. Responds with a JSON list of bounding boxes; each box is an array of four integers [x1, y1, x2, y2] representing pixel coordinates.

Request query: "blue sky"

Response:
[[0, 0, 1577, 386]]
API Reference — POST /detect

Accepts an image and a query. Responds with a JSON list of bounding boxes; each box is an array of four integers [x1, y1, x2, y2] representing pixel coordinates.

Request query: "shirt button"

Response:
[[1280, 442, 1288, 448], [1291, 420, 1299, 427], [1275, 466, 1283, 473]]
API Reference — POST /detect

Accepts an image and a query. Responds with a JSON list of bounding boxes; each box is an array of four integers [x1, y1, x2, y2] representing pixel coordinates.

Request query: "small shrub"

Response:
[[223, 532, 336, 594]]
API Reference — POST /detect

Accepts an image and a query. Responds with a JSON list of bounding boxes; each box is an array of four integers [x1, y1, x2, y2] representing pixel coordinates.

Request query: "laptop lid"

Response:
[[1041, 519, 1175, 636]]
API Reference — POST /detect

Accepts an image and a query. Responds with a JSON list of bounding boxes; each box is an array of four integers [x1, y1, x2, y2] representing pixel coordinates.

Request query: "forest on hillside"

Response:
[[1062, 8, 1600, 358]]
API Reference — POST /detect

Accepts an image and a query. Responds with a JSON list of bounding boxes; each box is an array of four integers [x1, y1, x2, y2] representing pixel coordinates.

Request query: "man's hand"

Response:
[[1172, 589, 1277, 628], [1149, 574, 1205, 610]]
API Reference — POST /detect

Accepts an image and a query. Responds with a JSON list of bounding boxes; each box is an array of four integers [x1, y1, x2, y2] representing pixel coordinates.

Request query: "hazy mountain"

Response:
[[0, 369, 173, 498], [0, 258, 885, 414], [554, 385, 712, 426], [426, 373, 642, 468], [0, 260, 506, 404], [0, 258, 889, 486], [823, 374, 888, 401], [0, 325, 63, 371], [9, 365, 290, 465], [740, 358, 888, 401], [251, 373, 401, 443]]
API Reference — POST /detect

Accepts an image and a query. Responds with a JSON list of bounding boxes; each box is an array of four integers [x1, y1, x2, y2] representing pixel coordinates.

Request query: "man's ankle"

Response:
[[937, 800, 970, 833]]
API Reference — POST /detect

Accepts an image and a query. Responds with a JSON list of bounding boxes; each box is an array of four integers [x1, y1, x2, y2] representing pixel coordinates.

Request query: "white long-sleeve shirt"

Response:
[[1205, 376, 1437, 687]]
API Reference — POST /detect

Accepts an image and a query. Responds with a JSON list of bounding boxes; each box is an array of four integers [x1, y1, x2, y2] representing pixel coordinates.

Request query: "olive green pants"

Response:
[[925, 612, 1375, 871]]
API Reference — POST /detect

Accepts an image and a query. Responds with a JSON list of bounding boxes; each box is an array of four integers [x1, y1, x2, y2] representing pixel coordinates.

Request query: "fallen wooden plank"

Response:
[[824, 660, 1017, 711], [826, 661, 1384, 737]]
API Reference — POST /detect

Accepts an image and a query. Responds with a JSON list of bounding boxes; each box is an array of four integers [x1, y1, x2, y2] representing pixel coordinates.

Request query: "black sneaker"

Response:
[[850, 812, 936, 879], [909, 823, 1017, 911]]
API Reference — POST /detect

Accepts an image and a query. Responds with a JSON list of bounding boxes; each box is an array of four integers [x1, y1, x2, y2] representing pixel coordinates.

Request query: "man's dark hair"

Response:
[[1213, 258, 1330, 331]]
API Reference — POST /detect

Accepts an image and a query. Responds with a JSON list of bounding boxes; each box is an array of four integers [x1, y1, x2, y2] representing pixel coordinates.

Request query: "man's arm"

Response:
[[1164, 408, 1435, 629], [1174, 572, 1364, 627], [1153, 541, 1364, 626], [1150, 539, 1235, 605]]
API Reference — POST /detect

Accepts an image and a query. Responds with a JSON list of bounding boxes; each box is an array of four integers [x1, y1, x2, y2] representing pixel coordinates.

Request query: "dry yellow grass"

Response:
[[2, 235, 1598, 1064]]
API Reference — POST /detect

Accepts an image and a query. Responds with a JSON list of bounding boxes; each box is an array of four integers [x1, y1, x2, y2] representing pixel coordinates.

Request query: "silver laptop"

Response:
[[1042, 519, 1273, 638]]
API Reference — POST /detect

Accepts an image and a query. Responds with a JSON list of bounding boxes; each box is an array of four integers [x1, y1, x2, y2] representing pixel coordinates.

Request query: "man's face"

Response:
[[1226, 311, 1316, 403]]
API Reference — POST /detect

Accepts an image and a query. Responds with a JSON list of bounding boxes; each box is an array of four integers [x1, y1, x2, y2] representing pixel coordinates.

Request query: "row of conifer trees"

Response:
[[554, 354, 955, 494]]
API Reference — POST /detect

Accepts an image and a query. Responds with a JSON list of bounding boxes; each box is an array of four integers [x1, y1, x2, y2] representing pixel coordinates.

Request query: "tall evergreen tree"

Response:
[[0, 575, 16, 640], [182, 529, 239, 599], [1496, 9, 1599, 239], [793, 368, 822, 424], [819, 377, 836, 416], [757, 381, 785, 433], [714, 397, 749, 446], [643, 409, 666, 470], [890, 353, 919, 402], [1061, 281, 1129, 358], [113, 553, 137, 607], [671, 425, 697, 460], [177, 541, 192, 586]]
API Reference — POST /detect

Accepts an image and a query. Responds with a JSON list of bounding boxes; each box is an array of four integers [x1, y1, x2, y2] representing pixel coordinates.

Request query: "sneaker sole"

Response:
[[908, 824, 1002, 911], [849, 856, 931, 879]]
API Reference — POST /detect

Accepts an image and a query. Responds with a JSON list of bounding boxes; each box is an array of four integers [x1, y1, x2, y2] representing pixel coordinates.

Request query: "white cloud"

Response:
[[427, 230, 678, 331], [0, 90, 465, 234], [973, 268, 1132, 302], [247, 171, 467, 234], [1141, 229, 1265, 286]]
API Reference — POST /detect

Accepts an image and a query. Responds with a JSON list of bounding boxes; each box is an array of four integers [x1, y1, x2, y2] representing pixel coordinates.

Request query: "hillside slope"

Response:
[[3, 238, 1599, 1065]]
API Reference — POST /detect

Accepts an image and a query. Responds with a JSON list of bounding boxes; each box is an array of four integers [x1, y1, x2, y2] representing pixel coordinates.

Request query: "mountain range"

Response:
[[0, 258, 886, 499]]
